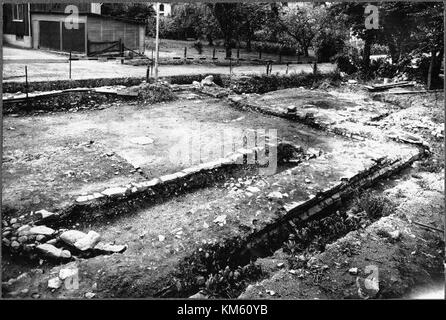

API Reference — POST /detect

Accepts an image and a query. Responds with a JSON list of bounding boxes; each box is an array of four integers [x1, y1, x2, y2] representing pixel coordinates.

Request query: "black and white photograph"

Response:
[[1, 1, 444, 302]]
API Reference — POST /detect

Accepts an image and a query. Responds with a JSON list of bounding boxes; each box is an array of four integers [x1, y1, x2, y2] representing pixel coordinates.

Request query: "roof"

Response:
[[29, 11, 146, 25]]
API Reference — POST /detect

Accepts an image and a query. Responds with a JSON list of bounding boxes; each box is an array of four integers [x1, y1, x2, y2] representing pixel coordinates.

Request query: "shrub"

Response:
[[333, 54, 358, 75], [228, 72, 341, 94], [135, 83, 177, 103], [355, 192, 395, 219], [193, 40, 203, 54], [252, 41, 297, 56]]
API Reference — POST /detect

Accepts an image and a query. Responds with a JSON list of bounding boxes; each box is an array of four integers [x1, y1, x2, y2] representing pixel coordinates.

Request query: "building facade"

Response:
[[3, 3, 145, 54]]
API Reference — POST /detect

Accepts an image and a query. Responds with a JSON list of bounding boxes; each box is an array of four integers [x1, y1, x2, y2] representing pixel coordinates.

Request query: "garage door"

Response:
[[39, 21, 85, 53], [39, 21, 60, 50], [62, 23, 85, 53]]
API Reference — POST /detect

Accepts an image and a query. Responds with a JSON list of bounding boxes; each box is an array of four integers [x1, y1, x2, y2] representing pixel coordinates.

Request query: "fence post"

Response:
[[229, 58, 232, 75], [259, 50, 262, 60], [279, 53, 282, 63], [237, 47, 240, 60], [212, 47, 216, 59], [286, 62, 289, 74], [69, 51, 72, 80], [120, 40, 124, 64], [184, 47, 187, 59], [25, 65, 29, 108]]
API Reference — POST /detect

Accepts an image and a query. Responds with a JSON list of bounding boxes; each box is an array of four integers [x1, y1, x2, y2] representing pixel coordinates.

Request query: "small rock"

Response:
[[35, 209, 56, 220], [349, 267, 359, 275], [213, 215, 227, 226], [11, 240, 20, 250], [36, 244, 70, 259], [73, 231, 101, 251], [246, 186, 261, 193], [2, 238, 11, 246], [17, 224, 31, 235], [46, 239, 57, 245], [267, 191, 284, 199], [48, 277, 62, 289], [59, 267, 78, 280], [158, 235, 165, 242], [85, 292, 96, 299], [36, 235, 46, 242], [29, 226, 55, 236], [94, 243, 127, 253], [287, 105, 297, 113], [60, 250, 72, 259], [10, 218, 17, 224], [60, 230, 87, 245], [266, 289, 276, 296], [201, 75, 214, 86], [276, 262, 285, 268], [389, 230, 400, 240], [17, 236, 28, 243], [189, 291, 208, 299]]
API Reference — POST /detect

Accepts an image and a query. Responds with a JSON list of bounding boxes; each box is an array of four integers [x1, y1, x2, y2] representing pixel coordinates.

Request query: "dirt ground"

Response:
[[237, 87, 445, 300], [1, 77, 444, 299], [2, 46, 335, 82], [240, 168, 444, 299], [3, 91, 345, 217]]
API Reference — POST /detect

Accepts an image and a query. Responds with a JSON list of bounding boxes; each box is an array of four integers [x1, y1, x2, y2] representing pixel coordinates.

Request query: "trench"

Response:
[[152, 151, 423, 298], [2, 75, 431, 299]]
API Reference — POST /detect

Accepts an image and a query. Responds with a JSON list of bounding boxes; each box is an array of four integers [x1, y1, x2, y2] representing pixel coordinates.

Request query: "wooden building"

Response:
[[3, 3, 146, 54]]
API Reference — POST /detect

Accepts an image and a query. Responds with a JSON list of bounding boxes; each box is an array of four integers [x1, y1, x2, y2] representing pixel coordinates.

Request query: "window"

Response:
[[159, 4, 164, 13], [16, 35, 24, 41], [12, 4, 24, 22]]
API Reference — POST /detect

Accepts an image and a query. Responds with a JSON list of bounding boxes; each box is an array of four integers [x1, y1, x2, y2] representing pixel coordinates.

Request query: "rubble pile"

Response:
[[2, 212, 127, 261]]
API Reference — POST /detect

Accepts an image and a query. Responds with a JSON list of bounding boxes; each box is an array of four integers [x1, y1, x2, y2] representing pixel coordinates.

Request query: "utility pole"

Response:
[[154, 2, 160, 81]]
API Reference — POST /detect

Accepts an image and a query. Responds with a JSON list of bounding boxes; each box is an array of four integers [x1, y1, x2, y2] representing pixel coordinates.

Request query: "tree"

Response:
[[101, 3, 155, 22], [237, 3, 272, 51], [272, 3, 346, 60], [206, 3, 240, 58], [331, 1, 444, 84], [328, 2, 379, 69]]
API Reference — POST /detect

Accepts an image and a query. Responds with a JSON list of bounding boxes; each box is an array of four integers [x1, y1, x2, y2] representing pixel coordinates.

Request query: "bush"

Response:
[[135, 83, 177, 104], [333, 54, 358, 75], [193, 40, 203, 54], [252, 41, 297, 56], [228, 72, 341, 94], [355, 192, 395, 219]]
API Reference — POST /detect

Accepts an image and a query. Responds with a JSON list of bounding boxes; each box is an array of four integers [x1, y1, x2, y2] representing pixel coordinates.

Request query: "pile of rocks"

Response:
[[2, 211, 127, 260]]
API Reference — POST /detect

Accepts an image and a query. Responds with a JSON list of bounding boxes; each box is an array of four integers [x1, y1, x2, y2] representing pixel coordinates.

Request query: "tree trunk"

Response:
[[362, 36, 372, 70], [207, 34, 213, 46], [225, 39, 232, 58], [303, 46, 309, 57], [428, 48, 444, 90], [246, 37, 252, 52], [388, 41, 398, 64]]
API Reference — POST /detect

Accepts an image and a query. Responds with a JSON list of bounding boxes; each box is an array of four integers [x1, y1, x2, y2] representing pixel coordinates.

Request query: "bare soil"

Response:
[[2, 80, 443, 300]]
